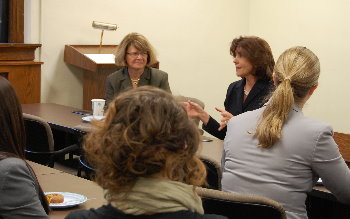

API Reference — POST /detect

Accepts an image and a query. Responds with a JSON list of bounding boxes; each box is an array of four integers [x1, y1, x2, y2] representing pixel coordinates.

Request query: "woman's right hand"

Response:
[[182, 101, 210, 125], [215, 107, 234, 131]]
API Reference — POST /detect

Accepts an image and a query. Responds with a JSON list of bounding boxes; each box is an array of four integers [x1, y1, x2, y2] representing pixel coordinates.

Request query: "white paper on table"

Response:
[[84, 54, 115, 64]]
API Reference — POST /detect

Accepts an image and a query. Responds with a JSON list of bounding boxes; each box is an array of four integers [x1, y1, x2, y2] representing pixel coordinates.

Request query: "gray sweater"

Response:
[[222, 104, 350, 219], [0, 158, 48, 219]]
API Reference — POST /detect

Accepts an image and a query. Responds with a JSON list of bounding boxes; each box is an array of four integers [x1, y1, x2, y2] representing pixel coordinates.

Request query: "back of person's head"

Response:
[[84, 86, 206, 201], [230, 36, 275, 81], [0, 77, 25, 159], [115, 32, 157, 66], [255, 46, 320, 148]]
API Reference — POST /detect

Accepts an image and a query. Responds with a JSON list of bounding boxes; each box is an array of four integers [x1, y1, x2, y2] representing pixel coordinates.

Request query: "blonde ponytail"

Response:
[[255, 79, 294, 148], [255, 46, 320, 148]]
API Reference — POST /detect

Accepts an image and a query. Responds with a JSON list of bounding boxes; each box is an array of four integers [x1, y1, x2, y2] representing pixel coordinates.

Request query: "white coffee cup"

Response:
[[91, 99, 106, 116]]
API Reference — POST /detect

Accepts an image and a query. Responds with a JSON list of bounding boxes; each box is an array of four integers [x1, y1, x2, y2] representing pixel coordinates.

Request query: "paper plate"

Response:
[[45, 192, 87, 208], [82, 115, 104, 122]]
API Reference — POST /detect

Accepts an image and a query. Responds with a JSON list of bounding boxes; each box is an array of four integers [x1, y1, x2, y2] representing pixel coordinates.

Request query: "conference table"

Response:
[[28, 160, 105, 218], [22, 103, 350, 218], [21, 103, 224, 161], [22, 103, 93, 134]]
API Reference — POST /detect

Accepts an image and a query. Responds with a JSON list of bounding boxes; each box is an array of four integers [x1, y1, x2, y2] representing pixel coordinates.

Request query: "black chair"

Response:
[[200, 155, 222, 190], [77, 155, 95, 180], [196, 187, 287, 219], [23, 113, 79, 168]]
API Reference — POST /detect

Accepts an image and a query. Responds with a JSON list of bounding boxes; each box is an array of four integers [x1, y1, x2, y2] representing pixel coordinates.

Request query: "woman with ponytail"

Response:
[[0, 77, 49, 218], [222, 47, 350, 219]]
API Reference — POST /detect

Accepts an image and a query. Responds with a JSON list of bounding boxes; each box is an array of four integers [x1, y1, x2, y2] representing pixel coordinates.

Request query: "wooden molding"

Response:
[[8, 0, 24, 43], [0, 43, 42, 103], [0, 44, 42, 61]]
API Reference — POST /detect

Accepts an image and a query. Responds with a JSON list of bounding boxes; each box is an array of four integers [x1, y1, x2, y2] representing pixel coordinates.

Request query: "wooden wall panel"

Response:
[[8, 0, 24, 43], [83, 68, 117, 110], [0, 62, 42, 103], [0, 44, 42, 104]]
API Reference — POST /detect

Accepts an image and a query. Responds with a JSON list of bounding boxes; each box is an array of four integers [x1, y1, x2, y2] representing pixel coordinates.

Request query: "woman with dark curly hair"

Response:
[[185, 36, 275, 140], [66, 86, 226, 219]]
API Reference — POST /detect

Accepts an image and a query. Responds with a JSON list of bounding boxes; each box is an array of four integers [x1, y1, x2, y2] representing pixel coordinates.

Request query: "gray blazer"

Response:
[[222, 104, 350, 219], [0, 158, 48, 219], [105, 67, 171, 107]]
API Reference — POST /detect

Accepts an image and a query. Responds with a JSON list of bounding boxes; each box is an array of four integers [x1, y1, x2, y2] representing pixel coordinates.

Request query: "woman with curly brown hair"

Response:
[[66, 86, 226, 219], [185, 36, 275, 140]]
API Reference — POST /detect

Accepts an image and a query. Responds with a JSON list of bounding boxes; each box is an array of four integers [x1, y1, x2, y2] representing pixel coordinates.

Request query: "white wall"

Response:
[[28, 0, 350, 134], [249, 0, 350, 132], [33, 0, 248, 127], [24, 0, 41, 57]]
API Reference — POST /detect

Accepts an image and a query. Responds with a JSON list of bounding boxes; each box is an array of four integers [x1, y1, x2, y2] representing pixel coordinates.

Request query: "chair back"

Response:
[[23, 113, 55, 152], [334, 132, 350, 166], [77, 155, 95, 180], [23, 113, 80, 167], [175, 95, 205, 134], [196, 187, 286, 219], [175, 96, 205, 126], [200, 155, 222, 190], [23, 113, 55, 165]]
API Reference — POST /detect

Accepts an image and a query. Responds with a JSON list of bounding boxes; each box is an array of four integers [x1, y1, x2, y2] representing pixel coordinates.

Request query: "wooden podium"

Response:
[[0, 44, 42, 103], [64, 45, 159, 110]]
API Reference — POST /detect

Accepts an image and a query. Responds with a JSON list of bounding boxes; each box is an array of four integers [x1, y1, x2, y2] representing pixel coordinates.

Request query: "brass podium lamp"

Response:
[[92, 21, 118, 49]]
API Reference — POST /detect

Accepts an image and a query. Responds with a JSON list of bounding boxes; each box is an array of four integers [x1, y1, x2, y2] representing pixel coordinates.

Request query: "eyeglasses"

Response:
[[126, 52, 148, 58]]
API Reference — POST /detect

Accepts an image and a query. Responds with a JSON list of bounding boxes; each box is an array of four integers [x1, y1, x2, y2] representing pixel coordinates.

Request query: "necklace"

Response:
[[244, 89, 250, 96], [131, 78, 140, 87]]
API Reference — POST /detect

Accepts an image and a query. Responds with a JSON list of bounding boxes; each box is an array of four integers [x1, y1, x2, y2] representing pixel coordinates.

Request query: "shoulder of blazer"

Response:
[[107, 67, 128, 82], [149, 67, 168, 78], [254, 79, 273, 91], [226, 79, 244, 97], [0, 157, 29, 178]]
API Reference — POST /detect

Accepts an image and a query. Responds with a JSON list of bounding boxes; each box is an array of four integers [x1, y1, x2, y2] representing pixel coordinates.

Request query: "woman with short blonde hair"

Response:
[[105, 33, 171, 107], [114, 33, 157, 66]]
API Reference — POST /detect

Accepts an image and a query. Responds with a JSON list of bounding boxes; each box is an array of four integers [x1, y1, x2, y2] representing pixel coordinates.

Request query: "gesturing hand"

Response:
[[182, 101, 210, 125], [215, 107, 234, 131]]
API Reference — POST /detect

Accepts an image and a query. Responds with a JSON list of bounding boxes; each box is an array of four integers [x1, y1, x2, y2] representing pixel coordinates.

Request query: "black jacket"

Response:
[[203, 79, 273, 140]]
